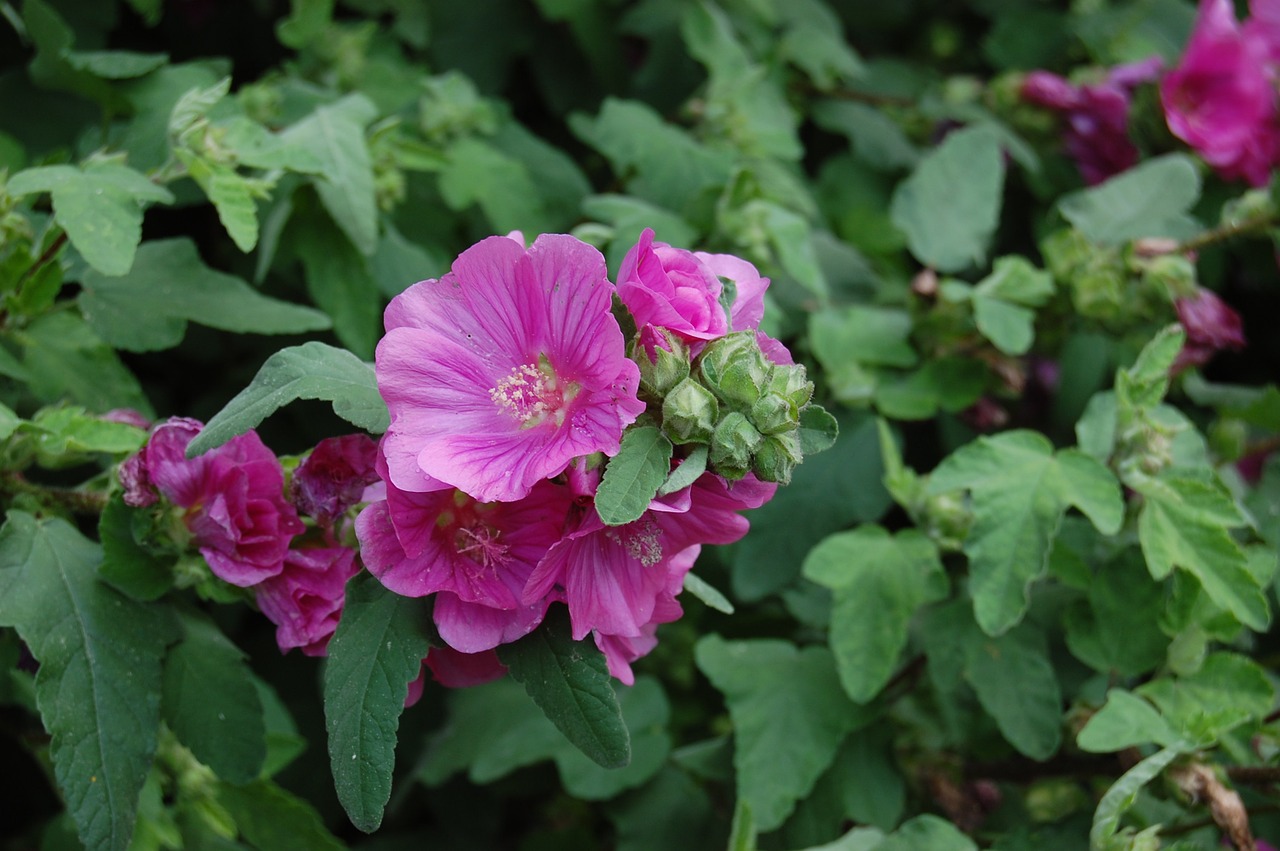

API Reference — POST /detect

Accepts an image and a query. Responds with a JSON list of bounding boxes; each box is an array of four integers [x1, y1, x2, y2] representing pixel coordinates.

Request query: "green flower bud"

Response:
[[663, 378, 719, 444], [752, 431, 802, 485], [1040, 228, 1091, 283], [1070, 264, 1127, 321], [1137, 254, 1197, 301], [699, 331, 769, 408], [748, 392, 796, 436], [636, 330, 691, 398], [709, 411, 762, 480], [767, 363, 813, 410]]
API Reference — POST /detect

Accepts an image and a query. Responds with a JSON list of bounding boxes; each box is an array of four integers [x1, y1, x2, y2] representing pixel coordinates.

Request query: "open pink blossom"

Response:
[[377, 234, 644, 503], [134, 418, 303, 586], [695, 250, 769, 333], [291, 434, 379, 525], [594, 547, 698, 685], [523, 470, 776, 641], [1162, 0, 1280, 186], [256, 545, 360, 656]]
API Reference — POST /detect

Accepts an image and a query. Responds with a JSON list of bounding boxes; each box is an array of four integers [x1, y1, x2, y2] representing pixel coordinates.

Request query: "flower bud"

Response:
[[1138, 254, 1197, 300], [748, 392, 796, 436], [709, 411, 762, 480], [767, 362, 813, 409], [699, 331, 769, 408], [752, 431, 802, 484], [635, 327, 691, 397], [662, 378, 719, 444]]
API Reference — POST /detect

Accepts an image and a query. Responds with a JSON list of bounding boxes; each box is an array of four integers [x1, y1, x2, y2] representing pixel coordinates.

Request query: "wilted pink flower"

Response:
[[255, 545, 360, 656], [1174, 287, 1247, 370], [1162, 0, 1280, 186], [376, 234, 644, 503], [291, 434, 379, 525], [139, 418, 303, 586], [1023, 57, 1163, 184], [523, 470, 776, 642]]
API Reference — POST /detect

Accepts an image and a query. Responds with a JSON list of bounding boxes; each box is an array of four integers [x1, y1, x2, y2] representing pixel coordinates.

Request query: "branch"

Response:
[[0, 470, 108, 515], [1171, 762, 1256, 851]]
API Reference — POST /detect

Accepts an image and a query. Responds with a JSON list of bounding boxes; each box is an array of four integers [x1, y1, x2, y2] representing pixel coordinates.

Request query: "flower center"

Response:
[[439, 493, 511, 570], [489, 355, 580, 428], [605, 515, 664, 568]]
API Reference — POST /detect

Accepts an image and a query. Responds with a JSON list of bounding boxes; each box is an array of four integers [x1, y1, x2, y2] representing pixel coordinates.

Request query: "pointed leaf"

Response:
[[79, 238, 330, 352], [0, 513, 178, 851], [1077, 689, 1185, 753], [1058, 154, 1201, 246], [1090, 747, 1183, 847], [186, 342, 388, 457], [595, 426, 674, 526], [217, 779, 345, 851], [695, 636, 873, 831], [497, 606, 631, 769], [324, 573, 432, 832], [162, 611, 266, 784], [803, 525, 947, 702], [964, 624, 1063, 760]]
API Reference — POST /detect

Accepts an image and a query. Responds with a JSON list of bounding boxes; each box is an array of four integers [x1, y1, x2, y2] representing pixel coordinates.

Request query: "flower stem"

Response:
[[0, 470, 108, 515]]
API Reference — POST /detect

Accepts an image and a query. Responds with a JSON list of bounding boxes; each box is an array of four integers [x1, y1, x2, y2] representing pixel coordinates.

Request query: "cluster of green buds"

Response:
[[1040, 227, 1187, 326], [637, 329, 833, 485]]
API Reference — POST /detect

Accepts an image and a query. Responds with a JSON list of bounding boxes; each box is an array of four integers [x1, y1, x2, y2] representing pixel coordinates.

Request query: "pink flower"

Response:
[[425, 646, 507, 688], [1174, 287, 1247, 371], [617, 229, 772, 346], [137, 418, 303, 586], [593, 548, 696, 685], [291, 434, 379, 525], [1162, 0, 1280, 186], [376, 234, 644, 503], [1023, 58, 1162, 184], [255, 545, 360, 656], [618, 229, 729, 342], [354, 468, 572, 653], [523, 470, 776, 642]]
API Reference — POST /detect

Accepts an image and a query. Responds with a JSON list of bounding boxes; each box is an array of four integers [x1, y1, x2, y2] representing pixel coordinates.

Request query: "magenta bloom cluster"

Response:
[[123, 423, 372, 656], [1022, 57, 1162, 185], [357, 231, 781, 685], [1162, 0, 1280, 185]]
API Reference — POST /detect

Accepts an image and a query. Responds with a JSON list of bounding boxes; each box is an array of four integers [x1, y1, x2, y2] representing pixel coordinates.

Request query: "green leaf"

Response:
[[24, 405, 146, 462], [1063, 551, 1169, 677], [280, 95, 379, 255], [889, 125, 1005, 273], [0, 402, 19, 442], [595, 426, 674, 526], [204, 163, 260, 252], [7, 162, 173, 276], [683, 572, 735, 614], [420, 675, 669, 800], [569, 98, 734, 213], [802, 525, 947, 702], [294, 209, 381, 359], [98, 494, 174, 601], [964, 623, 1063, 760], [809, 306, 916, 404], [216, 779, 345, 851], [731, 412, 891, 600], [969, 256, 1055, 356], [187, 342, 388, 457], [64, 50, 168, 79], [276, 0, 334, 48], [874, 358, 988, 420], [497, 606, 631, 769], [162, 610, 266, 784], [15, 312, 153, 415], [1077, 689, 1185, 753], [438, 137, 548, 234], [1058, 154, 1201, 246], [798, 405, 839, 455], [1135, 652, 1275, 744], [658, 445, 708, 497], [928, 430, 1124, 635], [762, 203, 828, 297], [811, 100, 919, 172], [607, 766, 723, 851], [324, 573, 432, 832], [1090, 747, 1182, 848], [1136, 470, 1268, 631], [0, 513, 178, 851], [1117, 325, 1185, 412], [695, 635, 873, 831], [79, 238, 330, 352], [878, 815, 978, 851]]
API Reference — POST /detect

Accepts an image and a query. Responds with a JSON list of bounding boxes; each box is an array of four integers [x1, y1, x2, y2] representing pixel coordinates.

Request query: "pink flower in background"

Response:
[[1162, 0, 1280, 185], [1174, 287, 1247, 371], [256, 545, 360, 656], [1022, 57, 1163, 184], [425, 646, 507, 688], [291, 434, 379, 525], [618, 228, 729, 342], [523, 470, 776, 642], [133, 418, 303, 586], [376, 233, 644, 503]]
